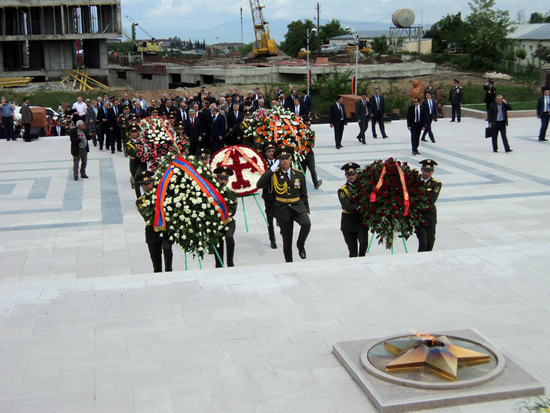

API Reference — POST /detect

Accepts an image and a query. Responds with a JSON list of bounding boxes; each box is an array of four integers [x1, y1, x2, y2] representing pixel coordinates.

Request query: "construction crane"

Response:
[[249, 0, 277, 57], [122, 14, 161, 54]]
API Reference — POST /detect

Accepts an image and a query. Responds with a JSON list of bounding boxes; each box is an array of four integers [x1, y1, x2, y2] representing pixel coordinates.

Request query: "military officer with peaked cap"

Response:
[[416, 159, 442, 252], [213, 166, 237, 268], [135, 170, 173, 273], [338, 162, 368, 257], [257, 144, 310, 262], [126, 126, 147, 198], [260, 141, 278, 249]]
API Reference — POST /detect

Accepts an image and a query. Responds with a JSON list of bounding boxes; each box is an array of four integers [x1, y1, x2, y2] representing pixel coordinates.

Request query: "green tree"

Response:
[[424, 13, 467, 53], [533, 45, 550, 67], [239, 42, 254, 56], [371, 35, 390, 55], [465, 0, 513, 63], [529, 12, 550, 23], [108, 41, 134, 54], [319, 19, 347, 45], [279, 19, 316, 57]]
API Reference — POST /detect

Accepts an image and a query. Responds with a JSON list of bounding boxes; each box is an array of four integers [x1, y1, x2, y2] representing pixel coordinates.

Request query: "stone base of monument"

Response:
[[332, 328, 544, 413]]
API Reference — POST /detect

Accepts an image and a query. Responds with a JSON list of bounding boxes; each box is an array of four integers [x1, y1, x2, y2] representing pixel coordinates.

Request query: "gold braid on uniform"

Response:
[[271, 173, 288, 195]]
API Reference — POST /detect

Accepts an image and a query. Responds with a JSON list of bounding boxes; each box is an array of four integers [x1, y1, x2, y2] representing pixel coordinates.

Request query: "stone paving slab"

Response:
[[0, 115, 549, 412]]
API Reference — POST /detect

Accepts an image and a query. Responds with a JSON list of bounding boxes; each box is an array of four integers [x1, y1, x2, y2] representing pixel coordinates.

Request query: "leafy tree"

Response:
[[516, 49, 527, 60], [533, 45, 550, 67], [279, 19, 316, 57], [529, 12, 550, 23], [465, 0, 513, 63], [424, 13, 467, 53], [108, 41, 134, 54], [239, 42, 254, 56], [371, 35, 390, 55], [319, 19, 347, 45]]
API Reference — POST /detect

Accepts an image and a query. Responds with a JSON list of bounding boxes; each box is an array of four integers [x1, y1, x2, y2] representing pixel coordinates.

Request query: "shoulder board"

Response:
[[292, 168, 303, 173], [431, 179, 441, 184], [339, 184, 348, 191]]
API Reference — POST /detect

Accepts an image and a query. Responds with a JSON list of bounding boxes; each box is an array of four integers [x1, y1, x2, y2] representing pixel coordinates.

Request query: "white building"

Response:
[[508, 24, 550, 67]]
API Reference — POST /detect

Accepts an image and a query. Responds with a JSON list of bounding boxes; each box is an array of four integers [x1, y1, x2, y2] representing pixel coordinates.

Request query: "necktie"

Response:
[[191, 118, 194, 126], [498, 104, 503, 121], [429, 100, 432, 114], [546, 97, 549, 112], [339, 104, 343, 120], [416, 107, 420, 123], [376, 96, 380, 109]]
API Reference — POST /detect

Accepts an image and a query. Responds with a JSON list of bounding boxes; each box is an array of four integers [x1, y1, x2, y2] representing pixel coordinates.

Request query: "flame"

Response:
[[411, 331, 443, 346]]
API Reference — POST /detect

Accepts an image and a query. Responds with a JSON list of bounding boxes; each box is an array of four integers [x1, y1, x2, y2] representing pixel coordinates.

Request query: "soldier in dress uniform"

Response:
[[126, 126, 148, 198], [240, 109, 255, 148], [195, 148, 211, 170], [483, 79, 496, 119], [338, 162, 368, 257], [213, 166, 237, 267], [135, 171, 173, 272], [416, 159, 442, 252], [174, 121, 186, 140], [257, 144, 310, 262], [117, 104, 132, 156], [448, 79, 463, 122], [167, 112, 177, 128], [260, 141, 278, 249]]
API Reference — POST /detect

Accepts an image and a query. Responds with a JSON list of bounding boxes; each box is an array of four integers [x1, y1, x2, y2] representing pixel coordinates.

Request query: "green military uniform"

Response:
[[448, 79, 463, 122], [214, 166, 237, 268], [126, 127, 147, 198], [135, 171, 173, 272], [338, 162, 368, 257], [416, 159, 442, 252], [117, 108, 131, 156], [260, 141, 278, 249], [256, 144, 310, 262]]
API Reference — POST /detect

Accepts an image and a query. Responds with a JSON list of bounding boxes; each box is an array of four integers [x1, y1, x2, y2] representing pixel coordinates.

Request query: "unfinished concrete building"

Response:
[[0, 0, 121, 82]]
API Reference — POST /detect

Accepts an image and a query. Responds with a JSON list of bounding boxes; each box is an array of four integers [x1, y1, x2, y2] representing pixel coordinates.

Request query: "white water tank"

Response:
[[392, 9, 415, 28]]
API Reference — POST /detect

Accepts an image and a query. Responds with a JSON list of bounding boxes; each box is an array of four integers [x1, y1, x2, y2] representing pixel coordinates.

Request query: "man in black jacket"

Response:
[[329, 95, 347, 149], [407, 98, 425, 155], [355, 92, 371, 144], [70, 120, 91, 181], [370, 88, 388, 138], [488, 95, 513, 153]]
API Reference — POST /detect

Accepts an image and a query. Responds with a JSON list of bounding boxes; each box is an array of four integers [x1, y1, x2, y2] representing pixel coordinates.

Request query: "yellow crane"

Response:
[[249, 0, 277, 57]]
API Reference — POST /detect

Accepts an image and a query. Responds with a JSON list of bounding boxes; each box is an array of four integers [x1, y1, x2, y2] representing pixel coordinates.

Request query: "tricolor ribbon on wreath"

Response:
[[369, 164, 410, 216]]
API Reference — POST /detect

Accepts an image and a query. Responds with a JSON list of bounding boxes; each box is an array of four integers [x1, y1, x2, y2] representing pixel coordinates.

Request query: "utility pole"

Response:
[[315, 3, 320, 54]]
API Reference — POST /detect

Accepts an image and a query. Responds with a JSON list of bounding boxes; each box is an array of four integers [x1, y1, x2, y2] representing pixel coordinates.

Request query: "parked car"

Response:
[[320, 44, 346, 54], [14, 106, 60, 123]]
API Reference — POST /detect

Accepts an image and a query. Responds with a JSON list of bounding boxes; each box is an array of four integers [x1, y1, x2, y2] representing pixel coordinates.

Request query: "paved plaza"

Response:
[[0, 114, 549, 412]]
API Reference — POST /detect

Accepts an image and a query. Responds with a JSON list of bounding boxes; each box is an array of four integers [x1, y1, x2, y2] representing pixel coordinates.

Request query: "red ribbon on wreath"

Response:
[[396, 164, 410, 216], [370, 165, 386, 203]]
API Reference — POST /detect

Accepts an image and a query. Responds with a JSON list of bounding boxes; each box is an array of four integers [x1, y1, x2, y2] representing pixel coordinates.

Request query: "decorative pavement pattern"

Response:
[[0, 116, 549, 412]]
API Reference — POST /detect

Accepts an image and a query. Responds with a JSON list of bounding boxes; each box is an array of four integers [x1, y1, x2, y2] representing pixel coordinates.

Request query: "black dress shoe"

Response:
[[336, 146, 340, 149], [81, 174, 89, 178], [361, 140, 366, 144], [539, 138, 548, 141], [493, 150, 498, 152], [74, 176, 78, 181], [373, 135, 378, 139], [298, 246, 306, 259], [506, 149, 513, 153], [356, 136, 361, 142], [421, 138, 427, 142], [270, 240, 277, 249], [450, 120, 455, 122], [383, 135, 388, 139], [314, 179, 323, 190]]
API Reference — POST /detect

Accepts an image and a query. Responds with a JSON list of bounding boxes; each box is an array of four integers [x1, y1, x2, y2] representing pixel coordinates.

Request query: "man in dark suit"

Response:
[[300, 90, 313, 118], [257, 144, 310, 262], [185, 109, 202, 155], [407, 98, 425, 155], [421, 91, 438, 143], [209, 106, 226, 153], [132, 101, 146, 119], [416, 159, 442, 252], [329, 95, 347, 149], [355, 92, 371, 144], [51, 119, 67, 136], [370, 88, 388, 138], [85, 100, 99, 146], [176, 101, 188, 124], [537, 88, 550, 142], [488, 95, 513, 153], [108, 100, 122, 153], [292, 98, 308, 119], [226, 103, 244, 145], [97, 101, 110, 150]]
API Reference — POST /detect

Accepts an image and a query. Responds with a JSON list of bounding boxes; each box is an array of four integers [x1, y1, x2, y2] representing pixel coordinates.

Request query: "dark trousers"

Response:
[[342, 229, 368, 257], [2, 116, 15, 140], [421, 119, 435, 142], [264, 201, 276, 243], [417, 225, 436, 252], [410, 124, 422, 153], [356, 119, 368, 143], [112, 127, 122, 153], [371, 115, 386, 137], [299, 153, 319, 187], [333, 122, 344, 147], [451, 104, 461, 121], [279, 211, 311, 262], [492, 121, 511, 152], [539, 114, 549, 140], [215, 222, 235, 267], [147, 237, 173, 272], [72, 148, 87, 178], [130, 159, 147, 198], [23, 123, 32, 141], [97, 123, 108, 149]]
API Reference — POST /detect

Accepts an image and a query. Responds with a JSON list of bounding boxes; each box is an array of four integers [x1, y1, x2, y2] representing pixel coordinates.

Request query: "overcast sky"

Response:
[[120, 0, 549, 43]]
